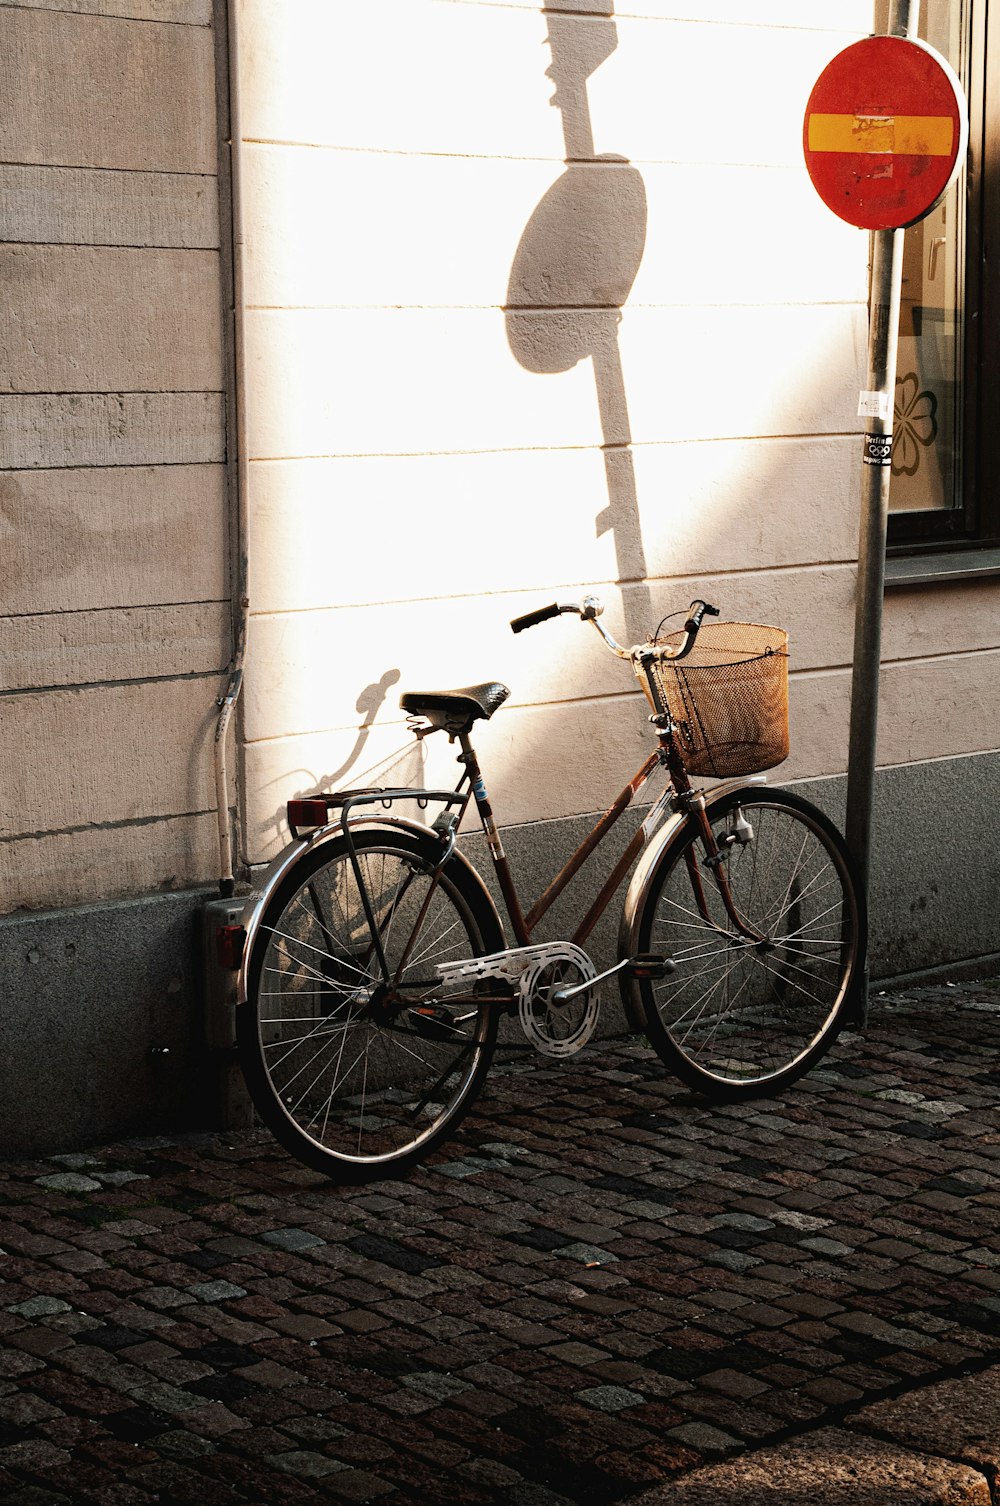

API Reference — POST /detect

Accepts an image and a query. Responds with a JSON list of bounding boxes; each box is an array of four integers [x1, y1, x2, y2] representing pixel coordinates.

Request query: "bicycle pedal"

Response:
[[626, 953, 675, 981], [406, 1005, 462, 1042]]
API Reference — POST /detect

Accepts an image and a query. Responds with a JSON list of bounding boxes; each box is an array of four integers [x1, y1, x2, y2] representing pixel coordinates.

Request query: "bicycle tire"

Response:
[[238, 826, 504, 1181], [634, 787, 865, 1099]]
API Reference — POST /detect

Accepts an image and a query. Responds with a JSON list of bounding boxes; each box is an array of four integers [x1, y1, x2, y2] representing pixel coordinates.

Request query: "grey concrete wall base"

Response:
[[7, 748, 996, 1156], [793, 750, 1000, 981], [0, 888, 219, 1157], [462, 748, 1000, 1021]]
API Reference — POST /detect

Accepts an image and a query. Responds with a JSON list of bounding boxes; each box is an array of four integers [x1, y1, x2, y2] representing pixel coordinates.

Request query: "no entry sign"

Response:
[[803, 35, 966, 230]]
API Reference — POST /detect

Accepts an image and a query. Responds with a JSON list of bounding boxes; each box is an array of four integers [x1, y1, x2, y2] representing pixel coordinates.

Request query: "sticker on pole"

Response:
[[803, 35, 967, 230]]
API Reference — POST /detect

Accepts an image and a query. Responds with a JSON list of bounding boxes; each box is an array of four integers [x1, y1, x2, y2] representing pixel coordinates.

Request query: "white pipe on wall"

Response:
[[215, 0, 251, 897]]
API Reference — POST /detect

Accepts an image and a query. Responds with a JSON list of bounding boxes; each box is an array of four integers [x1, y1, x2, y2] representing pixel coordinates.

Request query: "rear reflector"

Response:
[[287, 798, 330, 829], [216, 925, 245, 970]]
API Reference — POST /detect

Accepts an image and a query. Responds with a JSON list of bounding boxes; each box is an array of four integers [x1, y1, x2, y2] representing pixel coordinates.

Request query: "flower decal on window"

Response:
[[892, 372, 938, 477]]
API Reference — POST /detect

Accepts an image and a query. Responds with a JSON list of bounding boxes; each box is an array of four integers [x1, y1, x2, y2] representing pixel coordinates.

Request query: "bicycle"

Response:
[[234, 596, 866, 1182]]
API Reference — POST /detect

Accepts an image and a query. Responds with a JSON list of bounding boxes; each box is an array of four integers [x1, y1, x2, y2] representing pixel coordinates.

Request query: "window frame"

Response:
[[887, 0, 1000, 554]]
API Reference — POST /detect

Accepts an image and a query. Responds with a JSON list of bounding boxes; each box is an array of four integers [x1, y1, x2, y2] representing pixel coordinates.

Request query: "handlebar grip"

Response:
[[684, 599, 720, 634], [510, 602, 561, 634]]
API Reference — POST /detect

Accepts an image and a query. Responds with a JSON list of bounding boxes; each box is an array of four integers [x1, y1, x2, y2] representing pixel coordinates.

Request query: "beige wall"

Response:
[[239, 0, 890, 866], [0, 0, 231, 912], [7, 0, 996, 913]]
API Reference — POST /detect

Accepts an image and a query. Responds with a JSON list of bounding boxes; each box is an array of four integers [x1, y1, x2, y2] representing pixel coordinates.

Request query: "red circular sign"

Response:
[[803, 35, 966, 230]]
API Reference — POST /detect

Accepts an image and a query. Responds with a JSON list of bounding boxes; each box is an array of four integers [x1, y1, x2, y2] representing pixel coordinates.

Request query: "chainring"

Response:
[[517, 943, 600, 1058]]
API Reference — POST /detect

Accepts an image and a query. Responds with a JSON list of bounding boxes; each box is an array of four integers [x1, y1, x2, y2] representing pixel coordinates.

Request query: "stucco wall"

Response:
[[0, 0, 232, 915], [236, 1, 846, 863], [4, 0, 998, 935], [238, 0, 1000, 881]]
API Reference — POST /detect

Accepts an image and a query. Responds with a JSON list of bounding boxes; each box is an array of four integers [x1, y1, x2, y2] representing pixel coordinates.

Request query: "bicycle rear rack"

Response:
[[286, 785, 472, 985], [287, 786, 467, 840]]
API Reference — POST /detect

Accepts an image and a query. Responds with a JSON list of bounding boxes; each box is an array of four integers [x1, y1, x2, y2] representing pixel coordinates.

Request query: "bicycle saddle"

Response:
[[400, 681, 510, 732]]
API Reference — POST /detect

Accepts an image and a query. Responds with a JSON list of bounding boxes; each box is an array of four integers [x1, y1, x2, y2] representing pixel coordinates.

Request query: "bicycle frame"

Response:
[[238, 606, 771, 1008], [456, 732, 665, 949], [455, 718, 761, 955]]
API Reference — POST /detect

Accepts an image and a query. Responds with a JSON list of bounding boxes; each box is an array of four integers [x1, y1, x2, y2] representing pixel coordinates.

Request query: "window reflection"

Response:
[[876, 0, 969, 513]]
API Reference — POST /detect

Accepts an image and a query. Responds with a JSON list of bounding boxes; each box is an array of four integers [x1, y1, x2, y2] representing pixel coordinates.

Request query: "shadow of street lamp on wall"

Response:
[[505, 9, 651, 642]]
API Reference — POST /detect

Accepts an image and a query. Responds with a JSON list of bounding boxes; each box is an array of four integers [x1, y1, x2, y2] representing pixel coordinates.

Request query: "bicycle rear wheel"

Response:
[[239, 827, 503, 1180], [635, 788, 864, 1098]]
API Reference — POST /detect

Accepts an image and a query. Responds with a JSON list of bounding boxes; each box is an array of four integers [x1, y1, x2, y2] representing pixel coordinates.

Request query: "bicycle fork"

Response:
[[659, 718, 767, 947], [682, 793, 768, 945]]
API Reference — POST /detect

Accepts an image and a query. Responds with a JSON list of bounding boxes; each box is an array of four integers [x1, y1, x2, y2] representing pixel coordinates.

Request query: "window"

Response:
[[881, 0, 1000, 552]]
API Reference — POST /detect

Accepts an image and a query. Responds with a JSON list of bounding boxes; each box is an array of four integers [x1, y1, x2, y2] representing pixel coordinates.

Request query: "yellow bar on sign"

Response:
[[808, 112, 954, 155]]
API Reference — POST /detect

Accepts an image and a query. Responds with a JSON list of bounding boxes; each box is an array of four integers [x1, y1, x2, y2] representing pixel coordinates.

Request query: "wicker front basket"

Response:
[[648, 622, 790, 779]]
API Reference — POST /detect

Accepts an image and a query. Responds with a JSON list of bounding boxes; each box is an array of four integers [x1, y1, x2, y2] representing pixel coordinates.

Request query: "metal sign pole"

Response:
[[844, 0, 918, 970]]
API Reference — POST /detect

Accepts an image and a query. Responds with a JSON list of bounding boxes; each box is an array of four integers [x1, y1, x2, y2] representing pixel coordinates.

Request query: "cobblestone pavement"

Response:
[[2, 980, 1000, 1505]]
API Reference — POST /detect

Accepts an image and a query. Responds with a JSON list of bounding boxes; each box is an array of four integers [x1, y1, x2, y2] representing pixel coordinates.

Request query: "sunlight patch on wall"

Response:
[[236, 0, 870, 863]]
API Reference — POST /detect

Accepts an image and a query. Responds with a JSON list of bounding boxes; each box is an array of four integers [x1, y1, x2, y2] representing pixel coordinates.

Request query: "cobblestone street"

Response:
[[2, 980, 1000, 1504]]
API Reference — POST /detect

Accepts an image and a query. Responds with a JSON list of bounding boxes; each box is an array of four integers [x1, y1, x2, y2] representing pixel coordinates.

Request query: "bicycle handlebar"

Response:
[[509, 602, 562, 634], [510, 594, 719, 662]]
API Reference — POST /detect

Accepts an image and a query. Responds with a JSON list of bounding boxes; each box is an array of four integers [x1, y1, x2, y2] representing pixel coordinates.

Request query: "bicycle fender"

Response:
[[236, 814, 502, 1005], [616, 775, 768, 1031]]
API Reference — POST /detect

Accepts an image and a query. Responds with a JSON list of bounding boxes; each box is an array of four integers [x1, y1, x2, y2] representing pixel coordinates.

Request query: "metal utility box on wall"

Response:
[[201, 896, 255, 1130]]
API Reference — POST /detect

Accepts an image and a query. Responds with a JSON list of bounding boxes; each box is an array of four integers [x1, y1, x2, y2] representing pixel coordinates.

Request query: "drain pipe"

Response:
[[201, 0, 255, 1131], [215, 0, 251, 899]]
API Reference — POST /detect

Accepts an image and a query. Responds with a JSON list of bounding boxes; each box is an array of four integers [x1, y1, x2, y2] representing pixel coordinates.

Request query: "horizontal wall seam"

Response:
[[240, 137, 818, 171], [0, 668, 225, 699], [0, 161, 217, 180], [0, 808, 220, 847], [850, 746, 1000, 774], [794, 646, 1000, 679], [253, 300, 864, 313], [247, 562, 863, 620], [241, 698, 639, 748], [242, 667, 839, 747], [245, 433, 862, 463], [3, 238, 220, 251], [1, 599, 229, 621], [0, 243, 220, 255], [0, 4, 211, 28], [5, 459, 223, 473], [881, 644, 1000, 670], [0, 387, 226, 397], [245, 300, 864, 314], [3, 459, 224, 474], [245, 432, 858, 461], [438, 2, 854, 34]]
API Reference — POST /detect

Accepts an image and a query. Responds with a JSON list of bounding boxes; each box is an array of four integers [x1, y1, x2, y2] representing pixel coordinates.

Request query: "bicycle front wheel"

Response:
[[635, 788, 865, 1099], [238, 828, 503, 1181]]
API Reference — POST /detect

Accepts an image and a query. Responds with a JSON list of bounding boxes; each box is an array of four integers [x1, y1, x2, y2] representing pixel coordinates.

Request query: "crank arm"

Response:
[[552, 952, 674, 1005]]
